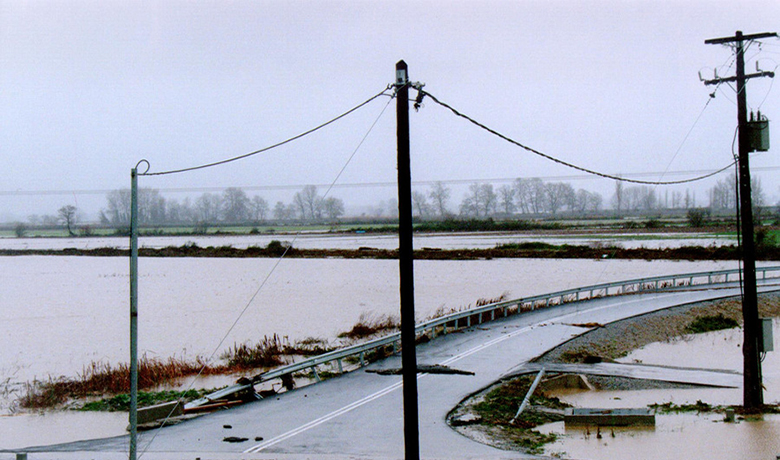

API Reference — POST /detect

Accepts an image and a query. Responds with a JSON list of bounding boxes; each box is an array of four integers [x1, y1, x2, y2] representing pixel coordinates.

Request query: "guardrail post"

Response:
[[360, 351, 365, 367], [312, 366, 321, 382], [337, 359, 343, 374]]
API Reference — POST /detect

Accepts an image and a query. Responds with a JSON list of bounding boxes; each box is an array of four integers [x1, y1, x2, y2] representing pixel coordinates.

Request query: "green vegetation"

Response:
[[466, 375, 569, 454], [416, 218, 563, 232], [649, 400, 718, 413], [80, 389, 207, 411], [685, 314, 740, 334]]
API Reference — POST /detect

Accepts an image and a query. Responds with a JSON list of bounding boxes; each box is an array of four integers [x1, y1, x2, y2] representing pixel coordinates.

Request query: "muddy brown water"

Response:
[[539, 323, 780, 459], [0, 256, 770, 450]]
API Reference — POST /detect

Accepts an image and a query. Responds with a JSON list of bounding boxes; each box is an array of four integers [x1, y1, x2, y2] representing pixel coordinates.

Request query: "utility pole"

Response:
[[129, 166, 139, 460], [703, 30, 777, 410], [395, 60, 420, 460]]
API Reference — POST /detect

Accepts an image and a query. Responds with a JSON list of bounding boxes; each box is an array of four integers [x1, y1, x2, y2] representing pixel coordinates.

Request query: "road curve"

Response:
[[8, 282, 780, 460]]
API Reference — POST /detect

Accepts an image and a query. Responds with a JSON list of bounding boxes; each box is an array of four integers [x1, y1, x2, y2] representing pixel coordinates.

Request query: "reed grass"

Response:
[[19, 355, 227, 410], [337, 313, 400, 340]]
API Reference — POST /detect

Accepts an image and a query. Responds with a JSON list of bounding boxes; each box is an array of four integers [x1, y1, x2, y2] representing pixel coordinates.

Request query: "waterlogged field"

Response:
[[1, 257, 751, 387]]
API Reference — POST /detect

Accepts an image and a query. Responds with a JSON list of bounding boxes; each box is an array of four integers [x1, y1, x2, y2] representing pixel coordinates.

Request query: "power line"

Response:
[[139, 87, 393, 177], [420, 90, 738, 186], [7, 165, 780, 198], [139, 86, 395, 458]]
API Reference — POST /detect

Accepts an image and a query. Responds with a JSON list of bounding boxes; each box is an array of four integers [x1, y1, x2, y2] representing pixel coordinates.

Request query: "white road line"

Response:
[[245, 290, 693, 453], [244, 381, 402, 452]]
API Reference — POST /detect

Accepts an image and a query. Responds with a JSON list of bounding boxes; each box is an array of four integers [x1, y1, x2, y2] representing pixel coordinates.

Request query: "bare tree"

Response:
[[58, 205, 78, 236], [428, 182, 451, 217], [526, 179, 547, 214], [273, 201, 288, 221], [513, 179, 531, 214], [221, 187, 250, 223], [545, 182, 574, 215], [195, 193, 221, 223], [412, 190, 431, 218], [497, 185, 515, 215], [322, 196, 345, 220], [611, 180, 624, 215], [294, 185, 322, 222], [251, 195, 269, 222]]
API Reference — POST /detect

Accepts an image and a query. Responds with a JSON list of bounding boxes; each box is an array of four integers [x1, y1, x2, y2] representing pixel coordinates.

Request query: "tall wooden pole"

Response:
[[704, 30, 777, 409], [733, 31, 763, 410], [129, 168, 139, 459], [396, 60, 420, 460]]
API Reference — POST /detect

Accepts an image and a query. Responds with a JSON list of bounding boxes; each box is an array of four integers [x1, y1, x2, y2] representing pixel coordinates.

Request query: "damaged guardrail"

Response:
[[186, 265, 780, 410]]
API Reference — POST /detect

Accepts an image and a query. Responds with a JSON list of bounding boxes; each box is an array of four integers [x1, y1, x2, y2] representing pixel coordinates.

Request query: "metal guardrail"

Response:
[[187, 265, 780, 408]]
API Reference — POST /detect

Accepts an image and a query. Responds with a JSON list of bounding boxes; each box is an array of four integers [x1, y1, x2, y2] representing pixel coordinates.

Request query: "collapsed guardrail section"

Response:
[[186, 265, 780, 409]]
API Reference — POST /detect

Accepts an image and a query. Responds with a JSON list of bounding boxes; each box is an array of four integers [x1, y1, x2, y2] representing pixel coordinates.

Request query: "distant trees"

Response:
[[58, 205, 78, 236], [454, 179, 602, 218], [221, 188, 250, 223], [707, 174, 768, 221], [96, 185, 349, 228], [428, 182, 451, 217]]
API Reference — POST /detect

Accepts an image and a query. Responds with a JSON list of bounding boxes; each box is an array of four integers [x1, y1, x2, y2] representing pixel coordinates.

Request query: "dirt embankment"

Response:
[[535, 292, 780, 365], [2, 244, 779, 260]]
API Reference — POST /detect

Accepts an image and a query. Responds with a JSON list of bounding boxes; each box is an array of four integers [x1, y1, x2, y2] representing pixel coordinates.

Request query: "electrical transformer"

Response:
[[747, 112, 770, 152]]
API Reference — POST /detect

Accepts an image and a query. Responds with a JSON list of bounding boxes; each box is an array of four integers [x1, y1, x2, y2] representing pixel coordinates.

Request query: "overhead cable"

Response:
[[141, 87, 393, 176], [139, 90, 394, 458], [421, 90, 736, 185]]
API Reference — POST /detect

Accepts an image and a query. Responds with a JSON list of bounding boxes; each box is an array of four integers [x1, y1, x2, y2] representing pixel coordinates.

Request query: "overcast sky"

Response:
[[1, 0, 779, 221]]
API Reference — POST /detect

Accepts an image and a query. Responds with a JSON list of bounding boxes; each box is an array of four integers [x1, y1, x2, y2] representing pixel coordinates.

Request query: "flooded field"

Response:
[[0, 253, 768, 451], [539, 324, 780, 459], [0, 257, 751, 386], [0, 231, 735, 251]]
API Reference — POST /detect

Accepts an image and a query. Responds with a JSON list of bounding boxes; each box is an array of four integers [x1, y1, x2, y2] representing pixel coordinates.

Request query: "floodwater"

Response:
[[0, 231, 734, 251], [0, 252, 766, 450], [539, 324, 780, 459]]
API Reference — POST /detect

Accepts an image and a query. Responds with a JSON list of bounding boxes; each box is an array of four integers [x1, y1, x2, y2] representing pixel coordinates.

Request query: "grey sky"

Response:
[[1, 0, 779, 221]]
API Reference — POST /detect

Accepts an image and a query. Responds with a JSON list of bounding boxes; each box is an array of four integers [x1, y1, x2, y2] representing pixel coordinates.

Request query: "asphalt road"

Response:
[[7, 282, 780, 460]]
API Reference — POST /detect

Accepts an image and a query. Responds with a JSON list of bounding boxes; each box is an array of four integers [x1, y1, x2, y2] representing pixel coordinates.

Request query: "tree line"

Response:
[[12, 175, 776, 237], [98, 185, 346, 227]]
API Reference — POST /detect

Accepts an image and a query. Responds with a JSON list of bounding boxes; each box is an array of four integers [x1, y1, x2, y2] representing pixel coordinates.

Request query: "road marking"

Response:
[[244, 380, 403, 453], [244, 290, 697, 453]]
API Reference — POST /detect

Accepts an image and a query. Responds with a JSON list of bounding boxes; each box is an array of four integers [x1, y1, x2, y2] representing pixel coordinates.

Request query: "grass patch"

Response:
[[685, 314, 740, 334], [465, 375, 570, 454], [80, 389, 208, 411], [649, 400, 718, 413]]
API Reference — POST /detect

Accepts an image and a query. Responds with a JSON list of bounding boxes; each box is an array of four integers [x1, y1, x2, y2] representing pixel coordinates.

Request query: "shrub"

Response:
[[686, 314, 739, 334]]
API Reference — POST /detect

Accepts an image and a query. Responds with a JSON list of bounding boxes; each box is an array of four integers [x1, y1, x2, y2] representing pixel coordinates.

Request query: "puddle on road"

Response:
[[539, 324, 780, 459]]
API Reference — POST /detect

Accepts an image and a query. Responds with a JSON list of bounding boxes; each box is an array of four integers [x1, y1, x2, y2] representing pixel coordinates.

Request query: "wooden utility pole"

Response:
[[129, 167, 139, 460], [396, 60, 420, 460], [704, 30, 777, 410]]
